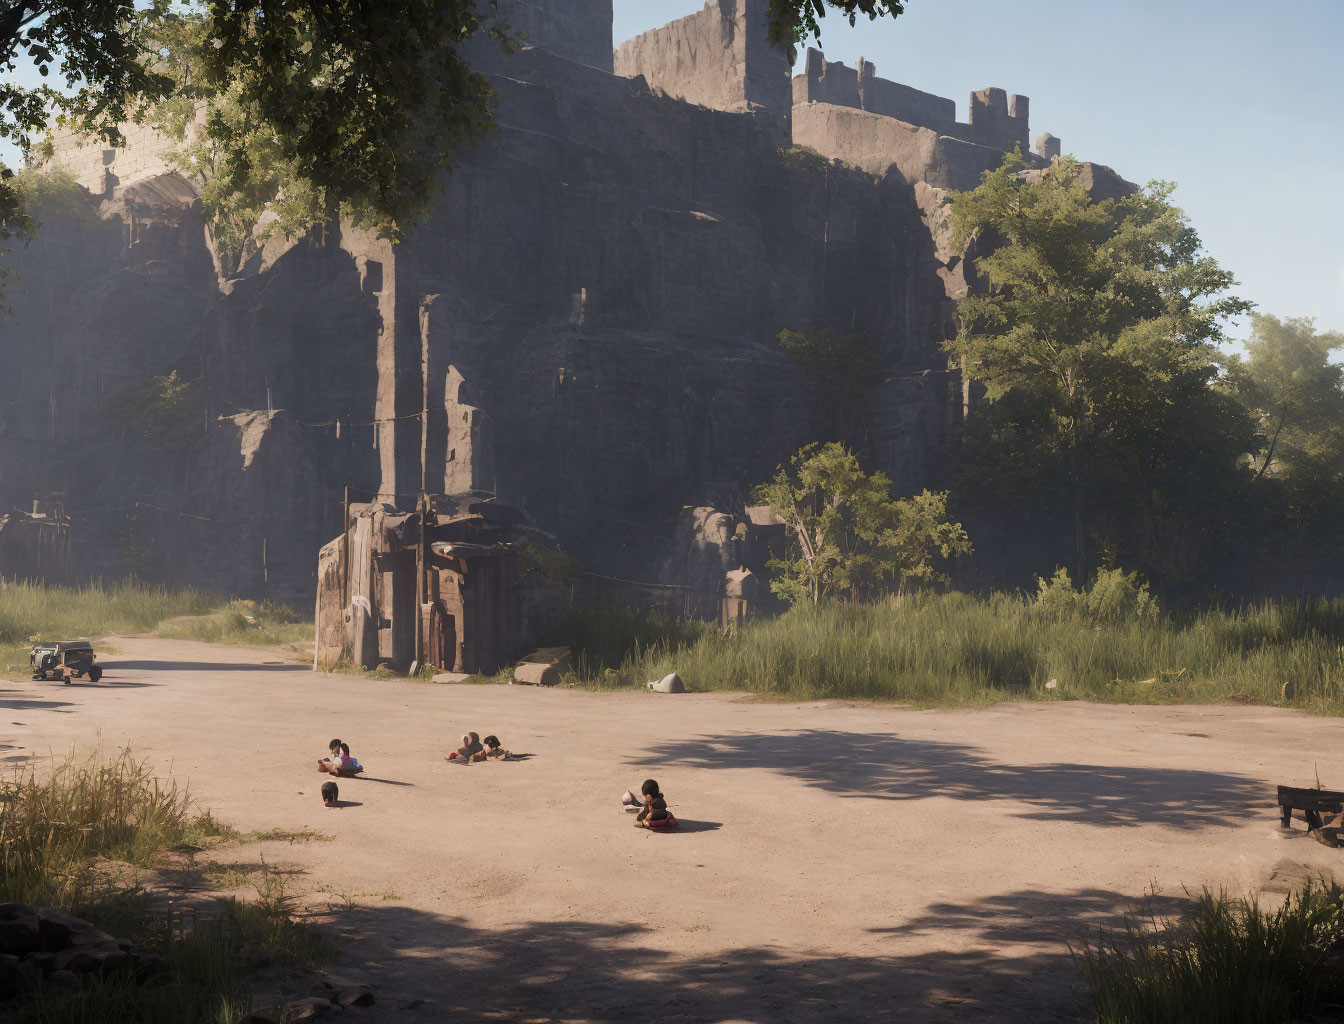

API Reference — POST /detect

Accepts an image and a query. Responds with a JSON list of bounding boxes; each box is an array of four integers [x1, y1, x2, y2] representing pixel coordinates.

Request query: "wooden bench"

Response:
[[1277, 785, 1344, 830]]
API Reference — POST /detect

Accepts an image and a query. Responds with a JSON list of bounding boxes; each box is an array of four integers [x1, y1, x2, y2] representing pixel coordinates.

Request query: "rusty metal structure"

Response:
[[315, 492, 550, 675]]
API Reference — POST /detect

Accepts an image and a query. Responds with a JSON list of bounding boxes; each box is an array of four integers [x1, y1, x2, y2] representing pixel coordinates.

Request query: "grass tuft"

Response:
[[0, 751, 329, 1023], [1076, 878, 1344, 1024]]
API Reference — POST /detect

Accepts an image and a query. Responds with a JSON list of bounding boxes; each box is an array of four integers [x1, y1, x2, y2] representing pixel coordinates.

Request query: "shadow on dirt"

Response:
[[634, 729, 1268, 829], [294, 888, 1111, 1024]]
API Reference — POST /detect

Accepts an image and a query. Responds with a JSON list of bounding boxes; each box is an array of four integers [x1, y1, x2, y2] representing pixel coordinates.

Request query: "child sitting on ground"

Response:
[[317, 738, 343, 774], [633, 778, 677, 830], [337, 742, 363, 774], [321, 781, 339, 807], [480, 735, 507, 760], [318, 739, 362, 775]]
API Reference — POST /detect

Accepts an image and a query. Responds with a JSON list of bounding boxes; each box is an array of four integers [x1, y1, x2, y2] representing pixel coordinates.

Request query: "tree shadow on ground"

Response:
[[872, 887, 1192, 946], [634, 730, 1267, 829], [292, 887, 1129, 1024], [0, 689, 74, 711]]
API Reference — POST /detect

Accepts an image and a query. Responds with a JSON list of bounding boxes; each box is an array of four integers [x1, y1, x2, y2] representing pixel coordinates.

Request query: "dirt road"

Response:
[[1, 636, 1338, 1022]]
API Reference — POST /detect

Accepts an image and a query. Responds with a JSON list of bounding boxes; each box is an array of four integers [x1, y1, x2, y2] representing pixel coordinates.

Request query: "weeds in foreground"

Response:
[[545, 593, 1344, 710], [0, 751, 330, 1023], [1075, 878, 1344, 1024]]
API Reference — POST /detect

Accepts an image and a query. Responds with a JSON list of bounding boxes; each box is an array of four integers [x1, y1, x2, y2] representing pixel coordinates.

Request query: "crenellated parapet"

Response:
[[793, 48, 1054, 158]]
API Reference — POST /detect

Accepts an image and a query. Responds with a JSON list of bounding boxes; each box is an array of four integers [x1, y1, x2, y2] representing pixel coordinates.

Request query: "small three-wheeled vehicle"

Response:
[[30, 640, 102, 683]]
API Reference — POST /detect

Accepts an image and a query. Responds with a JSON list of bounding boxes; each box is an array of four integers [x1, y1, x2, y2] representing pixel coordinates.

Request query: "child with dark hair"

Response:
[[317, 738, 343, 773], [338, 742, 363, 773], [634, 778, 677, 829], [481, 735, 506, 760], [321, 781, 339, 807]]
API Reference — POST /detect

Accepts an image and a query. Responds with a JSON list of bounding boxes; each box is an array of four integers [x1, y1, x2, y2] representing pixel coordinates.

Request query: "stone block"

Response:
[[513, 662, 560, 686], [431, 671, 472, 684]]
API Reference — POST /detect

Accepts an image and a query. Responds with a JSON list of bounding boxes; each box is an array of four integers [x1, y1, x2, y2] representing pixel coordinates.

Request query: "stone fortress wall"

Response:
[[613, 0, 794, 129], [22, 0, 1126, 598], [44, 121, 180, 196]]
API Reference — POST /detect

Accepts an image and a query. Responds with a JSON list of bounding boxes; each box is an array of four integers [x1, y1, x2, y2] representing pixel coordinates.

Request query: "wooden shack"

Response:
[[314, 493, 542, 675]]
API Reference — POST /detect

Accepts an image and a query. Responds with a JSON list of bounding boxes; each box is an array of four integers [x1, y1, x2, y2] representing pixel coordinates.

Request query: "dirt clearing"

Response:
[[1, 636, 1338, 1022]]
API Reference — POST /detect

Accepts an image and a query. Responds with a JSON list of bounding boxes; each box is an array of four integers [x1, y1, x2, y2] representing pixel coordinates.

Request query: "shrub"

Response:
[[1033, 567, 1159, 622]]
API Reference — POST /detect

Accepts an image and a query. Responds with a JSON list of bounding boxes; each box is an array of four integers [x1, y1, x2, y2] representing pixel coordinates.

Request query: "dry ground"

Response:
[[2, 636, 1341, 1023]]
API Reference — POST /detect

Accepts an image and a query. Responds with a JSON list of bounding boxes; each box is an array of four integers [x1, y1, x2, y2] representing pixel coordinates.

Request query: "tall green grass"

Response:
[[0, 580, 312, 675], [546, 593, 1344, 710], [1076, 879, 1344, 1023], [0, 578, 218, 647], [157, 599, 311, 648], [0, 752, 329, 1022]]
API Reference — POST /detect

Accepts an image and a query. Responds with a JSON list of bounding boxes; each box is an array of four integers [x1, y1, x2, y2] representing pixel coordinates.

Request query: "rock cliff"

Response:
[[0, 0, 1127, 603]]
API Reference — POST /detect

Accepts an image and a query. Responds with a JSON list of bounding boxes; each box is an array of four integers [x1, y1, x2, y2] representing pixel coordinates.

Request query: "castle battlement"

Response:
[[793, 47, 1058, 159]]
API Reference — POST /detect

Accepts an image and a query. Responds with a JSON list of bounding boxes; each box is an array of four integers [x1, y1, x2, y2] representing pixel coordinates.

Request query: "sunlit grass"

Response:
[[0, 751, 330, 1022], [545, 593, 1344, 710]]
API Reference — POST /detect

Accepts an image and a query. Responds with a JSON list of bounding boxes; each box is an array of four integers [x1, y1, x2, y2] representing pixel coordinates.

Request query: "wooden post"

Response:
[[415, 491, 426, 670], [342, 484, 350, 607]]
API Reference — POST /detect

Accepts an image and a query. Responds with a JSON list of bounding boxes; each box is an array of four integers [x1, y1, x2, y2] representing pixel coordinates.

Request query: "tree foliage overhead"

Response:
[[946, 152, 1251, 585], [753, 442, 971, 605], [0, 0, 909, 270], [765, 0, 906, 46]]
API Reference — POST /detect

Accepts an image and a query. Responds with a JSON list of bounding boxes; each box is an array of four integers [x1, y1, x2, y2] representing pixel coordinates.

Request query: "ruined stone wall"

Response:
[[792, 47, 1043, 155], [613, 0, 792, 128], [44, 123, 180, 196]]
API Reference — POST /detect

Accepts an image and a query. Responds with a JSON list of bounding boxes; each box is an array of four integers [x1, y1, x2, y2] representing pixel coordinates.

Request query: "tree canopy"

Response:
[[946, 152, 1250, 585], [0, 0, 912, 267]]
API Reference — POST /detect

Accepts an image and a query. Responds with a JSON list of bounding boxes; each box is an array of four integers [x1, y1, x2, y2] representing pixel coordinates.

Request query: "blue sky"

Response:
[[3, 2, 1338, 336], [617, 0, 1344, 337]]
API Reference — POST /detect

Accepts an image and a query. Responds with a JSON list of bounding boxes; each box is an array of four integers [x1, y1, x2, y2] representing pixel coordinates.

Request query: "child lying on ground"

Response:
[[446, 732, 483, 761], [632, 778, 678, 830]]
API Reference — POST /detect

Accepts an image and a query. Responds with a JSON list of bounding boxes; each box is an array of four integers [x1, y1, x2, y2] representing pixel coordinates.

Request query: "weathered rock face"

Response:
[[0, 2, 1129, 600]]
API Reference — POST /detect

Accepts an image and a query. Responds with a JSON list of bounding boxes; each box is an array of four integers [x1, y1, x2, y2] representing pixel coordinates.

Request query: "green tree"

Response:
[[1226, 314, 1344, 481], [752, 441, 971, 605], [946, 151, 1250, 581], [0, 1, 909, 276]]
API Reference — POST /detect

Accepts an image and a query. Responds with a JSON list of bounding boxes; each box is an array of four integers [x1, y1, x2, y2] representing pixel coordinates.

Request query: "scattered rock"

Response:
[[648, 671, 685, 694], [334, 984, 376, 1007], [0, 953, 22, 998], [513, 662, 560, 687], [45, 968, 80, 990], [431, 671, 472, 684], [0, 908, 38, 956], [0, 905, 178, 996], [520, 646, 573, 674]]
